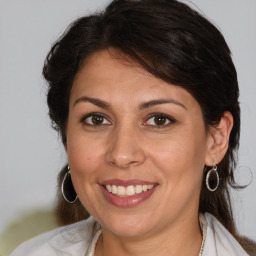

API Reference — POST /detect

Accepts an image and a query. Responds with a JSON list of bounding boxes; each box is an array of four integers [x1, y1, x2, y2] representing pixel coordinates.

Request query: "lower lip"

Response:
[[100, 185, 157, 208]]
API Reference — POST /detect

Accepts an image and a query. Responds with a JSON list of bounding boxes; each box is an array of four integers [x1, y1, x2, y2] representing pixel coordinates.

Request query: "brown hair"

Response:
[[43, 0, 253, 253]]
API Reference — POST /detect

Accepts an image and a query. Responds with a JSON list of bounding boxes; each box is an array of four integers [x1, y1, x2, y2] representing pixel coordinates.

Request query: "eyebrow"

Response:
[[73, 96, 186, 110], [139, 99, 187, 110], [73, 96, 111, 109]]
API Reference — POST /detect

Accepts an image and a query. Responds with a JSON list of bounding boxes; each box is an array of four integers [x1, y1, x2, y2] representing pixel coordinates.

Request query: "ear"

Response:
[[204, 111, 233, 166]]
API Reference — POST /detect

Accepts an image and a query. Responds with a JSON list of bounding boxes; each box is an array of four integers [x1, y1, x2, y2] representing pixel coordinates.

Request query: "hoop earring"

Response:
[[205, 163, 219, 192], [61, 166, 78, 203]]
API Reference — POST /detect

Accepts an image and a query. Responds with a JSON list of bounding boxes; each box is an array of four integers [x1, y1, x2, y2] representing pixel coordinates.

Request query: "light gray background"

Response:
[[1, 0, 255, 241]]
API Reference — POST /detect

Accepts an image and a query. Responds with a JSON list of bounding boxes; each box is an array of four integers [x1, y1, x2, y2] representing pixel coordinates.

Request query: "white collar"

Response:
[[85, 230, 102, 256], [84, 213, 249, 256]]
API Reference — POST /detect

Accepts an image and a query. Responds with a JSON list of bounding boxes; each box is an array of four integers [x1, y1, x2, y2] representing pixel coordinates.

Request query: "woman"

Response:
[[11, 0, 254, 255]]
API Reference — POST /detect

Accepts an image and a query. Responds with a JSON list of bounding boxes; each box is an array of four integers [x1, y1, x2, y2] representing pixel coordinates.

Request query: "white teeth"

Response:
[[105, 184, 155, 197], [117, 186, 126, 196], [112, 185, 117, 194], [147, 185, 154, 189], [126, 185, 135, 196], [142, 185, 147, 192], [106, 185, 112, 193], [135, 185, 143, 194]]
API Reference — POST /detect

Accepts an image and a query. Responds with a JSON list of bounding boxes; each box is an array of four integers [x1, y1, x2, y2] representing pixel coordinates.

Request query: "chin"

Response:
[[100, 213, 154, 238]]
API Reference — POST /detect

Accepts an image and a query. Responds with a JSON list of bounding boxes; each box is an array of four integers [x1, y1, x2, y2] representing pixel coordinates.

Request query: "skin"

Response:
[[66, 49, 233, 256]]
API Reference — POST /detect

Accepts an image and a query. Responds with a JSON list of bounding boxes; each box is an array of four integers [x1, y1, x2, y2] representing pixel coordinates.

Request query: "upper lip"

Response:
[[99, 179, 158, 187]]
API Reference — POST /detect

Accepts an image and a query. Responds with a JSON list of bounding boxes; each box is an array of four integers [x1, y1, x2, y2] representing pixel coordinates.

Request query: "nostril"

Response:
[[105, 150, 146, 169], [105, 129, 146, 168]]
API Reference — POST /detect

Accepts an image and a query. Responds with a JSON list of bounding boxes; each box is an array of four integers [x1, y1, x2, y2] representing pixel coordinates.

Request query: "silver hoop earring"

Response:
[[61, 166, 78, 203], [206, 163, 219, 192]]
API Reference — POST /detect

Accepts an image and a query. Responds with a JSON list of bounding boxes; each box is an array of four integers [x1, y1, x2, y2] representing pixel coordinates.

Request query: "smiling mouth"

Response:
[[103, 184, 156, 197]]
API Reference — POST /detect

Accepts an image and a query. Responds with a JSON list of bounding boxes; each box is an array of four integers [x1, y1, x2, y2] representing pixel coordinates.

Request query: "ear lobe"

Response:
[[205, 111, 233, 166]]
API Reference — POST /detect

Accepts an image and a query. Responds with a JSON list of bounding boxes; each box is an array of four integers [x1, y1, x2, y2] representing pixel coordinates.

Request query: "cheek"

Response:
[[148, 132, 207, 182], [66, 135, 103, 206], [66, 124, 105, 181], [68, 142, 102, 176]]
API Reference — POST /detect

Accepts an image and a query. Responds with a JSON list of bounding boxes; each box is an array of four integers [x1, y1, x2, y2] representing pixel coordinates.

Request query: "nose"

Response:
[[105, 125, 146, 169]]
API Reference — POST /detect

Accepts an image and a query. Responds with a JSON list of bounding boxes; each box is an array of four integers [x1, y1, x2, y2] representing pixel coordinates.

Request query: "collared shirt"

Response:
[[10, 213, 249, 256]]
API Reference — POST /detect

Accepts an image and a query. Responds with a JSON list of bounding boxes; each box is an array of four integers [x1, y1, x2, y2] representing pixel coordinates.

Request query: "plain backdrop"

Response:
[[0, 0, 256, 241]]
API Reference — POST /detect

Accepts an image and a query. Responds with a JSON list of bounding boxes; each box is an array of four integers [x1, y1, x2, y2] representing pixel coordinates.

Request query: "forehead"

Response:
[[71, 49, 199, 111], [74, 49, 154, 88]]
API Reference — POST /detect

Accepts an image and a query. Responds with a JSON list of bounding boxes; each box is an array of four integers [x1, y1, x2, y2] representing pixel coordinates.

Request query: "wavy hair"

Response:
[[43, 0, 253, 253]]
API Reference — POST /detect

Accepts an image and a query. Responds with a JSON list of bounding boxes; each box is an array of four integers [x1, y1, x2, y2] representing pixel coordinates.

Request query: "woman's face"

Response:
[[67, 50, 213, 238]]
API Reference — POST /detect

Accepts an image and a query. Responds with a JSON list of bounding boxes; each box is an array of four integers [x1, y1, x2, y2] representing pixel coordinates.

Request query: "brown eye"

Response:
[[82, 113, 111, 126], [92, 115, 104, 125], [154, 116, 167, 126], [145, 113, 175, 127]]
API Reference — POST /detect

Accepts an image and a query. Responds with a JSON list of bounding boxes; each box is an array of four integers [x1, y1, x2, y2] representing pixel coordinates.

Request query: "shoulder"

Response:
[[201, 213, 249, 256], [10, 216, 99, 256]]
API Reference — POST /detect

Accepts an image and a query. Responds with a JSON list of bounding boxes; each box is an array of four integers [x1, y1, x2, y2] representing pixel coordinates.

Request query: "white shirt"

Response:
[[10, 213, 249, 256]]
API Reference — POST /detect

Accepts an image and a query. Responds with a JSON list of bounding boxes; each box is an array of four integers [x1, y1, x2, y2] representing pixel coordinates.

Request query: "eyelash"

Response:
[[80, 112, 176, 128], [144, 113, 176, 128], [80, 113, 111, 126]]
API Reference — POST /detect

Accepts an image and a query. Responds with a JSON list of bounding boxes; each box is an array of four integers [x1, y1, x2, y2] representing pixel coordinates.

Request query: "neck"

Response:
[[95, 212, 202, 256]]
